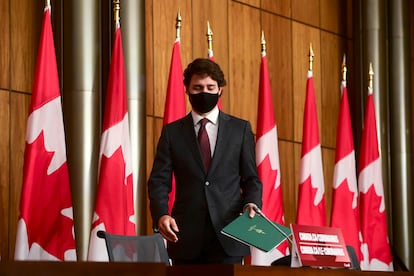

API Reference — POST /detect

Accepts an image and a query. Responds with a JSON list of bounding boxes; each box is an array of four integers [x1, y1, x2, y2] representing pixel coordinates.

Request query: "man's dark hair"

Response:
[[183, 58, 227, 88]]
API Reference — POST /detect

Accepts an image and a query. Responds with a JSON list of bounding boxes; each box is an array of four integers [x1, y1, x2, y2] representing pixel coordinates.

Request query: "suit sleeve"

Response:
[[147, 125, 173, 226], [240, 121, 263, 208]]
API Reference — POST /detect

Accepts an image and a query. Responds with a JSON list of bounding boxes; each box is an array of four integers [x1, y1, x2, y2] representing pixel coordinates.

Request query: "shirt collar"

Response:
[[191, 106, 219, 126]]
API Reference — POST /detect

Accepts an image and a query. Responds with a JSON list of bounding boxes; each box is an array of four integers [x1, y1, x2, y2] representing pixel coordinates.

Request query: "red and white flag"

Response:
[[251, 49, 289, 265], [88, 23, 136, 261], [330, 80, 362, 262], [15, 3, 76, 261], [358, 87, 393, 271], [296, 70, 326, 226], [163, 38, 186, 213]]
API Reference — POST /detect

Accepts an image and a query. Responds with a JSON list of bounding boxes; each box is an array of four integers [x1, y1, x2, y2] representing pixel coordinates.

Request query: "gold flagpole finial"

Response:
[[309, 43, 314, 71], [368, 62, 374, 89], [113, 0, 120, 26], [45, 0, 50, 7], [207, 21, 213, 52], [176, 9, 182, 40], [261, 30, 266, 54], [341, 54, 347, 82]]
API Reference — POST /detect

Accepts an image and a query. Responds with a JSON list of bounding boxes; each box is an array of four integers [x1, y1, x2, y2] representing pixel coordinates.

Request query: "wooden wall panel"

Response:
[[0, 90, 10, 259], [10, 0, 42, 93], [151, 0, 192, 118], [0, 0, 10, 89], [261, 12, 293, 141], [320, 31, 345, 148], [292, 22, 321, 143], [322, 147, 335, 225], [145, 0, 154, 116], [292, 0, 320, 27], [320, 0, 350, 36], [234, 0, 259, 8], [228, 1, 261, 131], [191, 0, 229, 111], [292, 143, 302, 223], [261, 0, 291, 17], [9, 92, 30, 257], [278, 140, 296, 226]]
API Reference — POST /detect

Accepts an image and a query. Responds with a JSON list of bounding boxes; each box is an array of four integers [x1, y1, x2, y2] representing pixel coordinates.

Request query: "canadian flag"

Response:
[[330, 80, 362, 261], [88, 23, 136, 261], [251, 48, 289, 265], [358, 86, 393, 271], [14, 4, 76, 261], [163, 37, 186, 213], [296, 70, 326, 226]]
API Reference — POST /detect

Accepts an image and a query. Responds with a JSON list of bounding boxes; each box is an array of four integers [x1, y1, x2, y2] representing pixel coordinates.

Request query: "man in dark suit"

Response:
[[148, 58, 262, 265]]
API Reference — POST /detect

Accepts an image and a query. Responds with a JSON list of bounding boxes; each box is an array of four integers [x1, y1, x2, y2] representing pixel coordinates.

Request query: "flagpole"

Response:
[[45, 0, 50, 7], [261, 30, 266, 55], [113, 0, 120, 28], [342, 54, 347, 82], [309, 43, 314, 71], [176, 9, 182, 40], [368, 62, 374, 90], [207, 21, 213, 53]]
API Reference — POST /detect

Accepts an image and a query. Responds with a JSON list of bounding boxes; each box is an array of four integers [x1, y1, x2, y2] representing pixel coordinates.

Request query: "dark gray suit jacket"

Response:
[[148, 111, 262, 259]]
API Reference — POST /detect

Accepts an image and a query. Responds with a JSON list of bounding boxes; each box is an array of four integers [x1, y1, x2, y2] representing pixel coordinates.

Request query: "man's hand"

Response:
[[158, 215, 179, 242], [244, 203, 258, 218]]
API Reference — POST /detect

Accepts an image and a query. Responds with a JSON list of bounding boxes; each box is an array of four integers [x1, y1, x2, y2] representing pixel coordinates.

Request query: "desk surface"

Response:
[[0, 261, 411, 276]]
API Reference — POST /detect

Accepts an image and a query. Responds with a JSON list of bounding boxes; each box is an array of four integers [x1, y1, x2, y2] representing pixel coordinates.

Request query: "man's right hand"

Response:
[[158, 215, 179, 242]]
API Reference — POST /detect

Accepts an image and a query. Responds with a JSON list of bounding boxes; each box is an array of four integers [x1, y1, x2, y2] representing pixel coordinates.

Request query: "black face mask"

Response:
[[188, 92, 219, 114]]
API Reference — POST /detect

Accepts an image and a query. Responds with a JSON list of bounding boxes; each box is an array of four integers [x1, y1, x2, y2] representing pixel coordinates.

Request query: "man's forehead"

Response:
[[190, 74, 217, 85]]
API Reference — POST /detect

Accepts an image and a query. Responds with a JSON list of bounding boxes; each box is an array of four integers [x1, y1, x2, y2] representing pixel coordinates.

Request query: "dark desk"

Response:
[[0, 261, 411, 276]]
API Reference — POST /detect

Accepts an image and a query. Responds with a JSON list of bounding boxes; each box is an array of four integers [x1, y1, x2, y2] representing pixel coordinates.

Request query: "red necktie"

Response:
[[198, 118, 211, 172]]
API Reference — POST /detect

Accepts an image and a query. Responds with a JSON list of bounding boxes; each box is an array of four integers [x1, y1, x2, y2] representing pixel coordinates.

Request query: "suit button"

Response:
[[205, 181, 210, 186]]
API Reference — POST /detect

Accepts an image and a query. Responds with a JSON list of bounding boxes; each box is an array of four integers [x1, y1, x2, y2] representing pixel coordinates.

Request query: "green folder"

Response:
[[221, 212, 291, 252]]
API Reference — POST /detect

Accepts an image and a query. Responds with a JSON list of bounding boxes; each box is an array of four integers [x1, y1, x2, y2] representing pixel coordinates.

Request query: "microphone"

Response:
[[252, 206, 293, 244]]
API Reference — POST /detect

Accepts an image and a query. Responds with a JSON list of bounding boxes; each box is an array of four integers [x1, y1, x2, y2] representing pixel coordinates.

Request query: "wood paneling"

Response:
[[261, 0, 291, 17], [152, 0, 192, 118], [145, 0, 154, 116], [10, 0, 42, 93], [320, 31, 345, 149], [261, 12, 293, 141], [9, 92, 30, 257], [191, 0, 229, 111], [278, 140, 296, 226], [0, 0, 10, 89], [322, 147, 335, 225], [0, 90, 10, 259], [320, 0, 350, 36], [292, 0, 320, 27], [292, 22, 321, 143], [233, 0, 260, 8], [228, 1, 261, 130]]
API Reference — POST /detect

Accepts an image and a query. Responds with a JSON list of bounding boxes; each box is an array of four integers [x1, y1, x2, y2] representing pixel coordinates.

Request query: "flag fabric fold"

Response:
[[251, 52, 288, 265], [164, 38, 186, 213], [88, 25, 136, 261], [330, 80, 362, 262], [296, 70, 326, 226], [14, 4, 76, 261], [358, 88, 393, 271]]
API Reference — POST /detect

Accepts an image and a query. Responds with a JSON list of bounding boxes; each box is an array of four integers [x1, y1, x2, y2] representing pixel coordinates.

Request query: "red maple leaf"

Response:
[[360, 185, 392, 264], [296, 176, 326, 226], [93, 147, 135, 235], [20, 131, 75, 260], [331, 180, 361, 261], [257, 155, 282, 222]]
